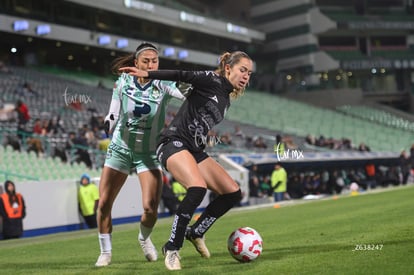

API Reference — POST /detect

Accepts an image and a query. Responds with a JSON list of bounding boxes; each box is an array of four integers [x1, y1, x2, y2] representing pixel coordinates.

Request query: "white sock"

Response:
[[138, 224, 153, 241], [98, 233, 112, 254]]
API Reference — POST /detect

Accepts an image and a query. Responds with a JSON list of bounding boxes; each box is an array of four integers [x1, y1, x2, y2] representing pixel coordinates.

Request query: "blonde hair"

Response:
[[111, 42, 158, 75], [215, 51, 251, 99]]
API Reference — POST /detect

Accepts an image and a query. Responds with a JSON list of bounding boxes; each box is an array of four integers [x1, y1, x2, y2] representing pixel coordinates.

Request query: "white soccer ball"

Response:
[[227, 227, 263, 262]]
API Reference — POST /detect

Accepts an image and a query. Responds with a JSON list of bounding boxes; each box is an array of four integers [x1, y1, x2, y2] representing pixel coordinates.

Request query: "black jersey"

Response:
[[148, 70, 234, 152]]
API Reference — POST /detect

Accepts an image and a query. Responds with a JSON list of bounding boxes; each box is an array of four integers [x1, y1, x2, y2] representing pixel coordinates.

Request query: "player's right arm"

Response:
[[119, 67, 215, 90]]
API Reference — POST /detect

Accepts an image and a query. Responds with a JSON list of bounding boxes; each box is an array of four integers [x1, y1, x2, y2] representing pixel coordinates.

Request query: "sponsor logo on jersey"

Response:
[[209, 95, 218, 103], [142, 90, 149, 100]]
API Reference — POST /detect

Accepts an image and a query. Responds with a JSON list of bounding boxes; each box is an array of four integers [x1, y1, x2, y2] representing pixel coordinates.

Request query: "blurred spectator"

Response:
[[171, 180, 187, 203], [271, 162, 287, 202], [15, 99, 30, 126], [219, 132, 232, 146], [284, 135, 298, 150], [15, 81, 38, 97], [78, 174, 99, 229], [319, 170, 330, 193], [358, 143, 371, 152], [47, 116, 65, 135], [0, 180, 26, 239], [312, 173, 322, 193], [14, 99, 30, 139], [22, 82, 39, 97], [365, 162, 377, 189], [253, 136, 268, 149], [68, 99, 83, 111], [244, 136, 254, 149], [232, 125, 245, 148], [26, 136, 44, 157], [32, 118, 43, 135], [341, 138, 353, 150], [302, 173, 313, 195], [331, 170, 345, 194], [303, 172, 321, 194], [85, 127, 98, 149], [89, 113, 104, 131], [305, 134, 316, 145], [161, 174, 179, 215], [97, 80, 106, 89], [66, 131, 93, 169], [287, 172, 304, 199], [399, 150, 411, 185], [384, 166, 400, 186], [274, 134, 285, 155], [260, 175, 273, 198], [248, 175, 262, 205], [233, 125, 244, 138]]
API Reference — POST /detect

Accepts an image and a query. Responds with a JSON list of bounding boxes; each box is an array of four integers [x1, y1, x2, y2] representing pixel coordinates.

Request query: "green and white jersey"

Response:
[[110, 73, 184, 153]]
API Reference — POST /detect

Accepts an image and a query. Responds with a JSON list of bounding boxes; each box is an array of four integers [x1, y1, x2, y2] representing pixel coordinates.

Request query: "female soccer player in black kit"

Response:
[[120, 51, 253, 270]]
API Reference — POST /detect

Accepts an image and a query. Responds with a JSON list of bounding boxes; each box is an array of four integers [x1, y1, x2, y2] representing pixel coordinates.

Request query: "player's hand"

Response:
[[104, 114, 115, 137], [119, 67, 149, 78]]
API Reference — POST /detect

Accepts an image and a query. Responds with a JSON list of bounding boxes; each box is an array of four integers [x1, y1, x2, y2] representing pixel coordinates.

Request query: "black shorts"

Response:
[[156, 139, 209, 170]]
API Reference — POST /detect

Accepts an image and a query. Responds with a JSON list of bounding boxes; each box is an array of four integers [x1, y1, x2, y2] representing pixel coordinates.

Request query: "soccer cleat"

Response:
[[95, 252, 112, 267], [186, 228, 211, 258], [139, 237, 158, 262], [162, 245, 181, 270]]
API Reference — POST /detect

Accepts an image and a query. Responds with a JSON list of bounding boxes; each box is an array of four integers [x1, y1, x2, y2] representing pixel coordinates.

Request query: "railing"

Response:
[[0, 170, 40, 181]]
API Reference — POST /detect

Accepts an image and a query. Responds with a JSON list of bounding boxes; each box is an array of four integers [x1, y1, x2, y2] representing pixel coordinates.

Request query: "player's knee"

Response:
[[142, 200, 158, 216], [224, 189, 242, 206], [178, 186, 206, 213], [98, 198, 112, 215]]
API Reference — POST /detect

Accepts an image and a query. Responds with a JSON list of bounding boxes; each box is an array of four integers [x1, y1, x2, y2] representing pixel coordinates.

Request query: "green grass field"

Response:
[[1, 185, 414, 275]]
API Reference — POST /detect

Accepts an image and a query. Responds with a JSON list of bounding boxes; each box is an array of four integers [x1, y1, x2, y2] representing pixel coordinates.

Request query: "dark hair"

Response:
[[4, 180, 20, 207], [111, 42, 158, 75]]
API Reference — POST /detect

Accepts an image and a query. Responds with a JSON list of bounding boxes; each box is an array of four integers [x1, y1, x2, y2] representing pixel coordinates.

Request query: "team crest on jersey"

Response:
[[173, 141, 183, 147], [151, 87, 161, 100]]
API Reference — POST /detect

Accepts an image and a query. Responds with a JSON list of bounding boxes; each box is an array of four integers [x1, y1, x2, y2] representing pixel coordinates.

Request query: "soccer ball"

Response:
[[227, 227, 263, 262]]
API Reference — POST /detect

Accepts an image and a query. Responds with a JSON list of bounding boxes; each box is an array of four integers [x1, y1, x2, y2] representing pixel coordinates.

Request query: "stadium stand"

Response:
[[225, 89, 413, 153], [337, 105, 414, 132]]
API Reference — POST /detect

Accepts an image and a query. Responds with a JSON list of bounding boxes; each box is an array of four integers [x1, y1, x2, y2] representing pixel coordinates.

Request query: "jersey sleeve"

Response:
[[112, 73, 127, 100], [156, 80, 186, 101], [105, 74, 125, 131], [148, 70, 217, 89]]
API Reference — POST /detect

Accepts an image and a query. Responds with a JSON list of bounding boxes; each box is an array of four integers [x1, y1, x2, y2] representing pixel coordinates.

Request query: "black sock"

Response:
[[165, 186, 206, 250], [191, 189, 242, 237]]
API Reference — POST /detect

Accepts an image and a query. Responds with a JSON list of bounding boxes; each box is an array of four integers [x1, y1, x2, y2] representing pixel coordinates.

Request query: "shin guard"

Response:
[[165, 186, 206, 250]]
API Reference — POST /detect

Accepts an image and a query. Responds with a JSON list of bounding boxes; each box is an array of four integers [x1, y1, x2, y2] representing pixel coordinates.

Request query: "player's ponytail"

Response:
[[111, 42, 158, 75], [111, 53, 135, 75], [215, 52, 232, 77]]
